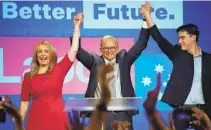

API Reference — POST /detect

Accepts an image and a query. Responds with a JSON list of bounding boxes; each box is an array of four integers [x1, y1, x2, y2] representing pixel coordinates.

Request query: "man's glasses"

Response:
[[101, 47, 117, 52]]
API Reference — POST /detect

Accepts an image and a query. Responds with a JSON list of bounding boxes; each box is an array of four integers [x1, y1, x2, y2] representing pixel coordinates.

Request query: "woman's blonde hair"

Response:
[[29, 41, 57, 79]]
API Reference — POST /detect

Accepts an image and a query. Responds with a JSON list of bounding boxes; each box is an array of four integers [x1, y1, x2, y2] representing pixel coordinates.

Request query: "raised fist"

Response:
[[74, 13, 84, 27]]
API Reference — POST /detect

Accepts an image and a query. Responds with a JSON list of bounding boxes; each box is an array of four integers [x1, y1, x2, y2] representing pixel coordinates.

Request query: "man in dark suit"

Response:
[[71, 12, 150, 130], [141, 1, 211, 123]]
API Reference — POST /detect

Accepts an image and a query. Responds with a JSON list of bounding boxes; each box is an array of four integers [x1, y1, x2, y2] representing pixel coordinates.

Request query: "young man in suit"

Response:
[[141, 1, 211, 123]]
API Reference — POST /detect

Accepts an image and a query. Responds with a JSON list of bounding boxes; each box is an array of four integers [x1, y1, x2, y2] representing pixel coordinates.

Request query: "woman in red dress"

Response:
[[19, 13, 83, 130]]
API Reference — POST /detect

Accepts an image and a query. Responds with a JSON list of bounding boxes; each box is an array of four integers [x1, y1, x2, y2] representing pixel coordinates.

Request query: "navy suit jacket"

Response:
[[149, 25, 211, 118], [72, 28, 150, 117]]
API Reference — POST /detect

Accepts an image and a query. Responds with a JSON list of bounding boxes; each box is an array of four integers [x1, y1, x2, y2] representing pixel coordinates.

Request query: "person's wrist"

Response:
[[146, 109, 158, 119], [74, 25, 80, 31], [149, 113, 159, 122], [146, 108, 156, 114], [143, 13, 150, 19], [74, 29, 80, 33], [73, 29, 80, 35]]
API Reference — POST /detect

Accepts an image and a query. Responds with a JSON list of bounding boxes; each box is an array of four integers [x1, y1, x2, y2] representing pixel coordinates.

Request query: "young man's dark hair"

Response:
[[177, 24, 200, 42]]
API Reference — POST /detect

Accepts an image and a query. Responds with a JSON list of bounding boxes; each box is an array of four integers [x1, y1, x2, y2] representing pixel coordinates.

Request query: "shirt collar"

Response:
[[104, 58, 116, 65]]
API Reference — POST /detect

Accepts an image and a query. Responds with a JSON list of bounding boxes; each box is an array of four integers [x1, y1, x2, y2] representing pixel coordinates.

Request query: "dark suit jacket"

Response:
[[149, 25, 211, 117], [73, 28, 150, 117]]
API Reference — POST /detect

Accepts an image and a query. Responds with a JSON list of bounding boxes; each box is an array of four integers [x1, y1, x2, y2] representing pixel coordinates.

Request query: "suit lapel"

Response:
[[100, 55, 105, 62], [201, 51, 207, 98]]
